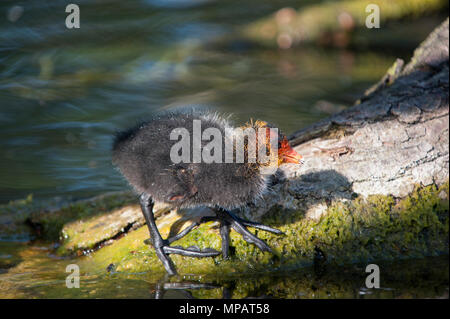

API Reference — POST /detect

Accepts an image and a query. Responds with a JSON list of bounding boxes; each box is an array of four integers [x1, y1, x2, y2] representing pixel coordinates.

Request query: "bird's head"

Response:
[[277, 135, 304, 165], [244, 119, 304, 167]]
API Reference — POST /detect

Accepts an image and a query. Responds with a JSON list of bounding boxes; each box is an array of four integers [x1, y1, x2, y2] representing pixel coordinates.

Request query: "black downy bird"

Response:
[[112, 108, 303, 275]]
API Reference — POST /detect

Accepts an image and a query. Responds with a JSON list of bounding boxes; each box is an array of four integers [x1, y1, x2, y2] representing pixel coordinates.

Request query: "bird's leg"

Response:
[[140, 193, 177, 275], [214, 207, 283, 257], [230, 214, 284, 235], [139, 194, 221, 275], [166, 216, 216, 244], [166, 221, 200, 244], [220, 220, 231, 259]]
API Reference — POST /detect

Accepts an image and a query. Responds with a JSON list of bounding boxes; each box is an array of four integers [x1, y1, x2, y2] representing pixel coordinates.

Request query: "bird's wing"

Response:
[[167, 164, 199, 202]]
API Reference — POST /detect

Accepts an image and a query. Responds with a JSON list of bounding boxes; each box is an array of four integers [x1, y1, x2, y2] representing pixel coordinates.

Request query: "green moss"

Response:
[[37, 192, 137, 241], [0, 194, 69, 240], [0, 191, 137, 242], [56, 203, 143, 255], [79, 182, 448, 278]]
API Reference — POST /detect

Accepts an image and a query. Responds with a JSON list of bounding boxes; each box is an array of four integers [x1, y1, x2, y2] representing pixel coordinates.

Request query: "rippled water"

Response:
[[0, 0, 414, 203]]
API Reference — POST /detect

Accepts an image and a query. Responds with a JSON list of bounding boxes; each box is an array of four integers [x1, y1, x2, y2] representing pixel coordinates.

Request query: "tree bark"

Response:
[[243, 18, 449, 221]]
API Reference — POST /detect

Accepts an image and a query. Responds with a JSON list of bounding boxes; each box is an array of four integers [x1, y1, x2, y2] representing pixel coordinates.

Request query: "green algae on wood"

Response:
[[0, 194, 71, 241], [78, 182, 448, 277], [29, 191, 138, 241], [0, 191, 137, 242], [58, 204, 144, 255]]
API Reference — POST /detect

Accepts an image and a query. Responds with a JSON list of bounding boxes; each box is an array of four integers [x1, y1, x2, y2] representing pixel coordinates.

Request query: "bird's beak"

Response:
[[281, 147, 304, 165]]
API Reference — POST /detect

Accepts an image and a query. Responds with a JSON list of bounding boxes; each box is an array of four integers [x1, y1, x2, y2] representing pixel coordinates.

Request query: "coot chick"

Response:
[[112, 108, 303, 275]]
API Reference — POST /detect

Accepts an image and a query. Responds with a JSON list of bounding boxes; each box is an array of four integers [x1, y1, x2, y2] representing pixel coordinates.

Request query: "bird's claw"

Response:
[[145, 238, 221, 258], [163, 245, 221, 257], [151, 242, 220, 276], [215, 208, 281, 257], [237, 219, 284, 235]]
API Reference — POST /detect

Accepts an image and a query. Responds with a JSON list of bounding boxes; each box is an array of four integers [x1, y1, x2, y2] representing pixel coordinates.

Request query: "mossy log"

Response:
[[2, 19, 448, 279]]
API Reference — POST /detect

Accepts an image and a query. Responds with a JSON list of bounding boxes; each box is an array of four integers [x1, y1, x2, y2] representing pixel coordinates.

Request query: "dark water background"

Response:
[[1, 0, 433, 204]]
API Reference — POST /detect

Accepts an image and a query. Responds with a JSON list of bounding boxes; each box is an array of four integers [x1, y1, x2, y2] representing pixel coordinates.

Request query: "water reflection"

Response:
[[0, 240, 447, 298], [151, 279, 222, 299], [153, 257, 449, 299]]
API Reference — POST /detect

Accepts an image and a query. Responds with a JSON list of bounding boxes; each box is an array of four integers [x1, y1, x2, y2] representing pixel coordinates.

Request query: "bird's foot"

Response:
[[215, 208, 283, 259], [163, 245, 221, 257], [140, 193, 220, 276], [145, 237, 221, 273]]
